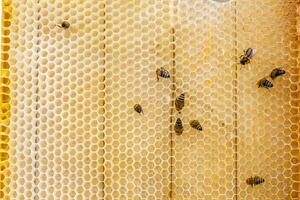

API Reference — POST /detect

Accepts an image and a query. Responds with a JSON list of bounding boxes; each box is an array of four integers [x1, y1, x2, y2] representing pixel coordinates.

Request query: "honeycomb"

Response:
[[103, 0, 172, 199], [8, 0, 106, 199], [1, 0, 12, 199], [237, 0, 299, 199], [171, 1, 237, 199], [2, 0, 300, 199]]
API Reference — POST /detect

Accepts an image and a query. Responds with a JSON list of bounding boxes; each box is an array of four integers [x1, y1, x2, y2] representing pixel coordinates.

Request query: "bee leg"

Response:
[[57, 24, 62, 28], [256, 80, 260, 86], [156, 75, 159, 81], [257, 82, 262, 88]]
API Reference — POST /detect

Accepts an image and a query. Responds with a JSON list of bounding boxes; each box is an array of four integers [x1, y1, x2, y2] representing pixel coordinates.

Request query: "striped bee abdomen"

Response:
[[134, 104, 143, 114], [156, 67, 170, 81], [175, 93, 185, 112], [246, 176, 265, 187], [257, 78, 273, 89], [190, 120, 203, 131], [174, 118, 183, 135], [270, 68, 286, 80]]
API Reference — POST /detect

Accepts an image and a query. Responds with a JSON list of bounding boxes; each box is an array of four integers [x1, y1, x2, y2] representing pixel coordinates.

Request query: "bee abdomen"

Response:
[[134, 104, 143, 114], [246, 176, 265, 186], [270, 68, 286, 79], [253, 176, 265, 185], [175, 93, 185, 112], [156, 67, 170, 81], [258, 78, 273, 88], [190, 120, 203, 131], [174, 118, 183, 135]]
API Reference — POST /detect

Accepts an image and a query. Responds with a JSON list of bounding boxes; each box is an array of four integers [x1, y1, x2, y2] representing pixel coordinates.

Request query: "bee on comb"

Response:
[[134, 104, 143, 114], [175, 93, 185, 113], [246, 176, 265, 187], [57, 21, 70, 29], [270, 68, 286, 80], [156, 67, 170, 81], [174, 118, 183, 135]]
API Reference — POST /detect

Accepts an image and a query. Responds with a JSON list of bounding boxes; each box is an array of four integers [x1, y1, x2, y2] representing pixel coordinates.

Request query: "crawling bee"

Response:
[[57, 21, 70, 29], [134, 104, 143, 114], [174, 118, 183, 135], [270, 68, 286, 80], [175, 93, 185, 112], [240, 48, 255, 65], [156, 67, 170, 81], [246, 176, 265, 187], [257, 78, 273, 89], [190, 120, 203, 131]]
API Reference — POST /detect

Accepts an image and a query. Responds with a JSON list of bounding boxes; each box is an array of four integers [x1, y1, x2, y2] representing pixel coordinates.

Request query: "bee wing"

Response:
[[250, 48, 256, 58]]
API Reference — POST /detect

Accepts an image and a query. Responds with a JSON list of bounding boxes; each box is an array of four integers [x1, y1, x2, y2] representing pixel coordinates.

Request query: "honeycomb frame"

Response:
[[2, 0, 300, 199]]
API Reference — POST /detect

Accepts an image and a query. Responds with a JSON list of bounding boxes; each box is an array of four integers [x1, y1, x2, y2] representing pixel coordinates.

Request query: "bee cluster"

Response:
[[131, 48, 287, 187], [174, 93, 203, 135], [134, 68, 203, 136], [240, 48, 286, 89]]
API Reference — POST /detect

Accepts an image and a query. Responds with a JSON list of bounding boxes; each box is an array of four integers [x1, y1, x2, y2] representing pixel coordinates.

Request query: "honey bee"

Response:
[[57, 21, 70, 29], [174, 118, 183, 135], [134, 104, 143, 114], [270, 68, 286, 80], [175, 93, 185, 112], [189, 120, 203, 131], [257, 78, 273, 89], [240, 48, 255, 65], [156, 67, 170, 81], [246, 176, 265, 187]]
